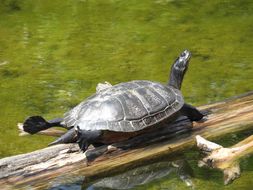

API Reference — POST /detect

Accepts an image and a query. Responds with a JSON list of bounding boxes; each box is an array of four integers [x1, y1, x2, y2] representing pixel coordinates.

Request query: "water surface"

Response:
[[0, 0, 253, 189]]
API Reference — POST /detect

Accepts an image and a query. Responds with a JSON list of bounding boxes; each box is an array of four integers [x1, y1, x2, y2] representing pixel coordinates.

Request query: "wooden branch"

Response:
[[196, 135, 253, 185], [1, 91, 253, 189]]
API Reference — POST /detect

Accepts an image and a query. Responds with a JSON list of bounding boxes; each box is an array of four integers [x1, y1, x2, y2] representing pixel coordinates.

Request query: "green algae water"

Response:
[[0, 0, 253, 189]]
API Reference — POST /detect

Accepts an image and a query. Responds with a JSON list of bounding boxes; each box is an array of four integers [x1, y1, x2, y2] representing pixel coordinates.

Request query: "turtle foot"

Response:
[[77, 138, 90, 152], [76, 127, 102, 152], [22, 116, 50, 134]]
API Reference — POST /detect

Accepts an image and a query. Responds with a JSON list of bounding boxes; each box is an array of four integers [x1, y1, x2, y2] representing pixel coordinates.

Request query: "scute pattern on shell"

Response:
[[63, 80, 184, 132]]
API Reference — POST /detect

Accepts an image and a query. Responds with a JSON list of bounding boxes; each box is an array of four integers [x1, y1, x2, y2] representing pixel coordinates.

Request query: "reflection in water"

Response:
[[49, 175, 84, 190], [86, 160, 193, 190], [46, 159, 193, 190]]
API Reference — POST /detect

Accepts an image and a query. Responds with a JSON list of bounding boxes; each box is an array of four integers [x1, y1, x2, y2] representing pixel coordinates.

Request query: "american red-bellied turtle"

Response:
[[21, 50, 203, 151]]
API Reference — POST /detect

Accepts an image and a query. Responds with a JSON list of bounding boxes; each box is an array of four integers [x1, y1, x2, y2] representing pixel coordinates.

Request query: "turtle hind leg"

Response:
[[76, 127, 102, 152], [21, 116, 64, 135], [22, 116, 50, 134], [49, 127, 77, 146], [181, 103, 204, 121]]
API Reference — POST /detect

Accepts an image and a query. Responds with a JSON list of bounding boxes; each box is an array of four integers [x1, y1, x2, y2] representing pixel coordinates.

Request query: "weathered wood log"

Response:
[[196, 135, 253, 185], [1, 91, 253, 189]]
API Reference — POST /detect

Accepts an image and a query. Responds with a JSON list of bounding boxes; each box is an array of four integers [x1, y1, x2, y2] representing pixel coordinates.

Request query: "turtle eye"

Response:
[[181, 50, 191, 60]]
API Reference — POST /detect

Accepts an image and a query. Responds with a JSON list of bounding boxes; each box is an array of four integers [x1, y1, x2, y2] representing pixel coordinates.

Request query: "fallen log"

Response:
[[1, 91, 253, 189]]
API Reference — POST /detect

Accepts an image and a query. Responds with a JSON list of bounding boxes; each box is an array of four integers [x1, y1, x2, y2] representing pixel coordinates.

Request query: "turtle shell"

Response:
[[63, 80, 184, 132]]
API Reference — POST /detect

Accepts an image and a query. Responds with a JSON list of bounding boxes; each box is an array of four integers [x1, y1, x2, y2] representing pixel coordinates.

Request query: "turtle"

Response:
[[20, 50, 203, 152]]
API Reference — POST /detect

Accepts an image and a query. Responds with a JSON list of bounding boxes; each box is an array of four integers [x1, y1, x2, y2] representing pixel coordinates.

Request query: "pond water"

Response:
[[0, 0, 253, 189]]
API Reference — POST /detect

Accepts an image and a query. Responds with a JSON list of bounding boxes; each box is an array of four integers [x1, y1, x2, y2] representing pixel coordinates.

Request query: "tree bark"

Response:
[[1, 91, 253, 190]]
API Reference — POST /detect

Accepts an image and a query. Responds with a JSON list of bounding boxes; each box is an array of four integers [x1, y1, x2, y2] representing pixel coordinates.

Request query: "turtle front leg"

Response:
[[181, 103, 204, 121], [76, 126, 103, 152]]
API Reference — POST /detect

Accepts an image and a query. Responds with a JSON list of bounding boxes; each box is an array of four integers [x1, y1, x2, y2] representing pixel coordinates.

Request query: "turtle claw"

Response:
[[200, 109, 211, 116], [77, 138, 90, 152]]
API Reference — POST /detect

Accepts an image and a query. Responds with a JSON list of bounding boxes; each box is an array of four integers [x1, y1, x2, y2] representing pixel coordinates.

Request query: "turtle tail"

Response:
[[49, 127, 77, 146], [168, 50, 191, 90]]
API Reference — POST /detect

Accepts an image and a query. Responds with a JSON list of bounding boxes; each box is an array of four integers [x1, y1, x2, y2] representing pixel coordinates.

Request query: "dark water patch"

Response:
[[192, 51, 211, 61], [1, 0, 22, 12], [0, 68, 24, 78]]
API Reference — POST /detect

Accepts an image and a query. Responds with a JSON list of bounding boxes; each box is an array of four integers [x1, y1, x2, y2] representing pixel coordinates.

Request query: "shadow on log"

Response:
[[1, 91, 253, 189]]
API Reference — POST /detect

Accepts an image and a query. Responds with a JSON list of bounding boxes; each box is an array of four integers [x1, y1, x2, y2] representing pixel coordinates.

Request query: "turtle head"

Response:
[[168, 50, 191, 90], [174, 50, 191, 71]]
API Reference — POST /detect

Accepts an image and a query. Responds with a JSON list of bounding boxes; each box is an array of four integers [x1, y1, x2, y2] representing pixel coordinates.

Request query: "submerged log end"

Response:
[[196, 135, 243, 185], [223, 164, 240, 185]]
